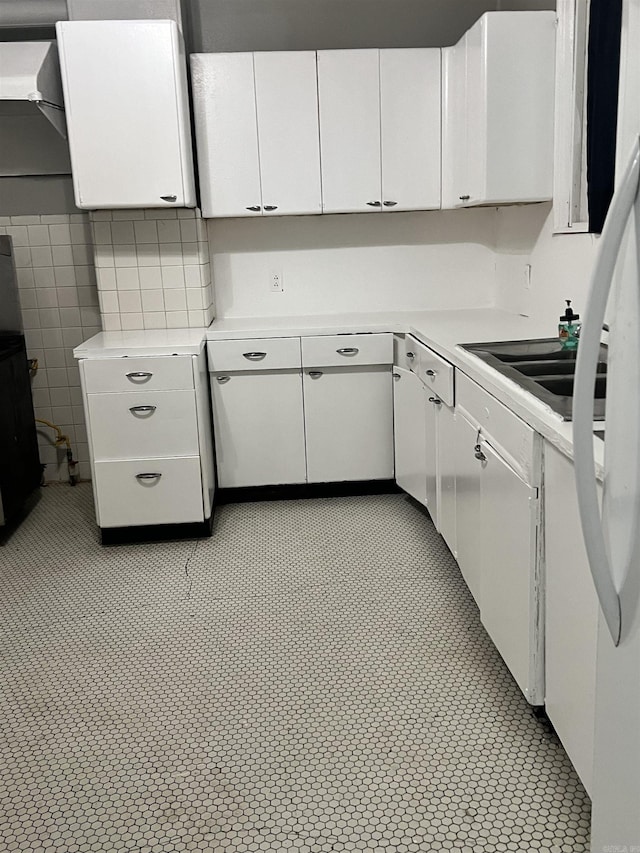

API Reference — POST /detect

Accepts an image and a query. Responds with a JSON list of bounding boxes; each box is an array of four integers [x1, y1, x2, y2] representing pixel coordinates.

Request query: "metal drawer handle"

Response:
[[129, 405, 157, 414], [308, 371, 323, 378], [242, 352, 267, 360], [393, 372, 400, 381], [216, 375, 230, 383], [366, 201, 382, 207], [126, 371, 153, 380], [474, 444, 486, 462], [264, 205, 278, 211], [336, 347, 359, 356], [459, 195, 470, 201], [429, 396, 442, 406], [246, 205, 261, 212], [425, 369, 437, 377], [160, 194, 177, 202], [136, 472, 162, 481], [406, 351, 415, 359], [383, 201, 398, 207]]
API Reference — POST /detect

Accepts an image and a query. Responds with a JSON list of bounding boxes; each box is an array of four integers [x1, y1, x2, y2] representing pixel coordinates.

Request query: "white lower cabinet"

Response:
[[211, 371, 307, 488], [393, 367, 428, 507], [454, 412, 482, 605], [304, 366, 393, 483], [436, 399, 456, 555], [544, 442, 599, 795]]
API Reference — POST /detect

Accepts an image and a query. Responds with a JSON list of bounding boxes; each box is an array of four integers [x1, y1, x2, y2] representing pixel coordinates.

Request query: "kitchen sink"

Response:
[[460, 338, 608, 420]]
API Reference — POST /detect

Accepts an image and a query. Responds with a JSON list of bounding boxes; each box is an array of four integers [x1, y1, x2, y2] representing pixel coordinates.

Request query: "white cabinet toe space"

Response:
[[208, 333, 394, 488], [78, 350, 214, 535]]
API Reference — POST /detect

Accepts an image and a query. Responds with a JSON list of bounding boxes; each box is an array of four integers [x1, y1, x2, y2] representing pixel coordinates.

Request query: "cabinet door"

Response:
[[454, 412, 482, 605], [254, 52, 322, 216], [480, 439, 539, 702], [437, 402, 456, 556], [304, 367, 393, 483], [210, 371, 306, 488], [191, 53, 262, 218], [57, 20, 194, 209], [425, 394, 438, 525], [317, 50, 382, 214], [393, 367, 427, 506], [441, 40, 467, 209], [380, 49, 441, 211], [545, 443, 599, 795]]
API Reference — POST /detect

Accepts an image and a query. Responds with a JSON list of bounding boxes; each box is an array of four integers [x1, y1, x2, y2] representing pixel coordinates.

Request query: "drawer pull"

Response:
[[216, 375, 231, 383], [242, 352, 267, 360], [160, 194, 177, 202], [264, 205, 278, 211], [425, 369, 437, 377], [135, 472, 162, 481], [246, 205, 261, 212], [366, 201, 382, 207], [459, 194, 470, 201], [406, 351, 415, 359], [129, 405, 157, 414], [126, 371, 153, 381], [383, 200, 398, 207], [308, 371, 323, 378], [336, 347, 359, 356], [429, 396, 442, 406], [474, 444, 487, 462]]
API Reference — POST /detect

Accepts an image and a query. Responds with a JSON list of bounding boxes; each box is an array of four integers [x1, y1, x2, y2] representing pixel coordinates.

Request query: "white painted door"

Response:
[[254, 51, 322, 216], [210, 371, 306, 487], [191, 52, 262, 218], [317, 50, 382, 213], [425, 394, 438, 526], [454, 412, 482, 605], [304, 367, 393, 483], [441, 39, 467, 209], [393, 367, 427, 506], [437, 402, 456, 556], [380, 49, 441, 211], [480, 439, 538, 701], [57, 20, 194, 209]]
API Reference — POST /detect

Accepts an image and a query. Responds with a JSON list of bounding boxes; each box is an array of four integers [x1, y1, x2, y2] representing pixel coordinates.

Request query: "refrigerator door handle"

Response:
[[573, 135, 640, 647]]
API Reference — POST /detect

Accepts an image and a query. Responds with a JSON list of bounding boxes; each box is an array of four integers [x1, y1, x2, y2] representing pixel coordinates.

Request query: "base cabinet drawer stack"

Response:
[[79, 352, 214, 537], [208, 333, 394, 488]]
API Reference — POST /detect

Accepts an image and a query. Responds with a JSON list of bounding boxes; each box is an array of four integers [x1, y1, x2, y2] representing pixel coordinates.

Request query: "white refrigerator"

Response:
[[573, 1, 640, 849]]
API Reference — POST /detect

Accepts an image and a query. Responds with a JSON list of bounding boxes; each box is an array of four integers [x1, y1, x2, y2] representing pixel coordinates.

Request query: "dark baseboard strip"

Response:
[[217, 480, 400, 505], [101, 515, 213, 546]]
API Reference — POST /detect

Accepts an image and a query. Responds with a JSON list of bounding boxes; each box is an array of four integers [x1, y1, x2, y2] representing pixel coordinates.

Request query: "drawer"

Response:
[[456, 371, 536, 480], [301, 333, 393, 368], [93, 456, 204, 527], [395, 334, 419, 372], [207, 337, 301, 372], [413, 339, 455, 406], [82, 356, 194, 393], [87, 390, 199, 461]]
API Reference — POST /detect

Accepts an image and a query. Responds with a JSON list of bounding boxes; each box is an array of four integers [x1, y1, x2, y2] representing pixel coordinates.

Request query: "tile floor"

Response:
[[0, 485, 590, 852]]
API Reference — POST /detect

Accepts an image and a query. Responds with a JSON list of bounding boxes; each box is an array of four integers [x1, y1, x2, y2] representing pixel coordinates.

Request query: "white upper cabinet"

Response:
[[442, 11, 556, 208], [56, 20, 195, 209], [317, 50, 382, 214], [192, 51, 322, 218], [318, 48, 441, 214], [380, 49, 441, 211]]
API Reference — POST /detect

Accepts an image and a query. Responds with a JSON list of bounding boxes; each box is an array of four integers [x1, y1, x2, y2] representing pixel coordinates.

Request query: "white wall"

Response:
[[494, 203, 599, 323], [209, 208, 500, 318]]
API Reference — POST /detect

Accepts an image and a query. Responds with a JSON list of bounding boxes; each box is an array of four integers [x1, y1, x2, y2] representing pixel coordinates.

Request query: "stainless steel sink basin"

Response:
[[460, 338, 608, 420]]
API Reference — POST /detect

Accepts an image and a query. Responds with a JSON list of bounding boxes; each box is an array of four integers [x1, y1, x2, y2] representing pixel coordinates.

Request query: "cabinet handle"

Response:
[[242, 351, 267, 360], [428, 396, 442, 405], [474, 443, 486, 462], [336, 347, 359, 356], [160, 194, 177, 202], [459, 195, 470, 201], [425, 369, 437, 377], [246, 205, 261, 212], [264, 205, 278, 211], [406, 351, 415, 359], [393, 372, 400, 380], [126, 371, 153, 380], [216, 375, 230, 383], [129, 405, 157, 414], [308, 371, 323, 378], [383, 201, 398, 207], [366, 201, 382, 207], [135, 472, 162, 480]]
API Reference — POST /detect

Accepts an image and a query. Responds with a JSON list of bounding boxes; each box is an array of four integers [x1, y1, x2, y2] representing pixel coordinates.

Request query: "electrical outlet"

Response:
[[270, 270, 284, 293]]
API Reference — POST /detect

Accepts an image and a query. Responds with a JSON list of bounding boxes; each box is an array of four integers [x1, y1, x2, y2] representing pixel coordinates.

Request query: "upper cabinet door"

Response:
[[56, 20, 195, 210], [380, 49, 441, 211], [254, 52, 322, 216], [191, 53, 262, 218], [441, 41, 468, 208], [317, 50, 382, 214]]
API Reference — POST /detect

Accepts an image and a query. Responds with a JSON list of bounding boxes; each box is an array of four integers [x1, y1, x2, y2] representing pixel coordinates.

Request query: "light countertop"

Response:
[[73, 328, 208, 358]]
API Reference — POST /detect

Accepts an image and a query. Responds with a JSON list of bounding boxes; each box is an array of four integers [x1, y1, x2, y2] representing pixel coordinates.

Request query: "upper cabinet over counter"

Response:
[[442, 11, 556, 209], [56, 19, 196, 210]]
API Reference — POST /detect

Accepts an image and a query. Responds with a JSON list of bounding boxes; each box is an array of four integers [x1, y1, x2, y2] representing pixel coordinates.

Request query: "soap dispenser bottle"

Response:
[[559, 300, 581, 350]]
